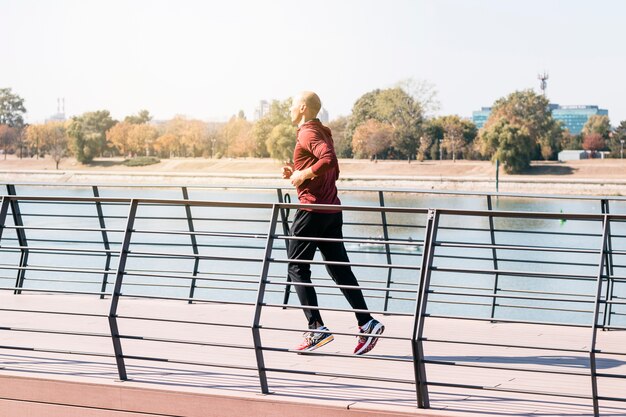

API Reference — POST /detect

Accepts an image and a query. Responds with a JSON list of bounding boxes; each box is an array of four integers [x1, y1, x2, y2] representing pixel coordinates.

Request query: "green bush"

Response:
[[122, 156, 161, 167]]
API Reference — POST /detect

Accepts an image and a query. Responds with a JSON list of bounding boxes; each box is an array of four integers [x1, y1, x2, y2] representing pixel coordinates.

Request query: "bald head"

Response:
[[299, 91, 321, 117], [290, 91, 322, 126]]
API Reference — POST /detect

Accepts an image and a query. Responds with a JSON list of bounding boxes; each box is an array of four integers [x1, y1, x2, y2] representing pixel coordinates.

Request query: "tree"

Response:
[[608, 120, 626, 158], [106, 122, 134, 156], [429, 115, 477, 161], [478, 89, 563, 170], [124, 109, 152, 125], [221, 115, 253, 157], [582, 114, 611, 139], [417, 134, 432, 162], [161, 116, 209, 157], [266, 123, 297, 161], [67, 111, 116, 163], [347, 87, 423, 160], [25, 122, 69, 168], [479, 118, 534, 174], [558, 130, 581, 151], [352, 119, 394, 159], [0, 88, 26, 129], [582, 133, 605, 153], [327, 116, 351, 158], [128, 123, 158, 156], [153, 133, 178, 158], [0, 124, 17, 159], [251, 98, 292, 158], [46, 122, 69, 169]]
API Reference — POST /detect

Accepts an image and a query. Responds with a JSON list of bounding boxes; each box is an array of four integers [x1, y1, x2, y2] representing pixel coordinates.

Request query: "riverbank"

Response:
[[1, 156, 625, 196]]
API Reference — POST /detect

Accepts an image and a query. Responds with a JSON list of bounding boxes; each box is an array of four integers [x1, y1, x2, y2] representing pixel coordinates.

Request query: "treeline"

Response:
[[2, 86, 626, 173]]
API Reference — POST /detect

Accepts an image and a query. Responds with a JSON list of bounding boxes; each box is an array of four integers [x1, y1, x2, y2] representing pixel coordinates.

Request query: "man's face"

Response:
[[290, 96, 303, 126]]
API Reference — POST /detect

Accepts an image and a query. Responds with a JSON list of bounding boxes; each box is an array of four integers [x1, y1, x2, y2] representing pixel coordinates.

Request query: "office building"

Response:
[[472, 104, 608, 135]]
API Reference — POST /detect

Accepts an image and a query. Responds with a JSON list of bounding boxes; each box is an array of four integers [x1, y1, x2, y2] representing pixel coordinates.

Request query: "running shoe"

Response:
[[294, 326, 334, 352], [354, 319, 384, 355]]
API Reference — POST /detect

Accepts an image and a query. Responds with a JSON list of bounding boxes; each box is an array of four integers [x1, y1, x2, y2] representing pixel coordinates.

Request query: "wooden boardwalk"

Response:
[[0, 293, 625, 417]]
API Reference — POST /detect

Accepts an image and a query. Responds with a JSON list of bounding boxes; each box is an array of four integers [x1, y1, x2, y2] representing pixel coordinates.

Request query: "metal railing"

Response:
[[3, 181, 626, 321], [0, 192, 625, 416]]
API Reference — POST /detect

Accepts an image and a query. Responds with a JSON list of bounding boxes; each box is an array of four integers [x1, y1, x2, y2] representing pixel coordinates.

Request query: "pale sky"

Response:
[[2, 0, 626, 125]]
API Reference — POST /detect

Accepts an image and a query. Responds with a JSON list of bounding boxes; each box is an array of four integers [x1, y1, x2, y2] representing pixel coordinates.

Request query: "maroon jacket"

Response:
[[293, 119, 341, 212]]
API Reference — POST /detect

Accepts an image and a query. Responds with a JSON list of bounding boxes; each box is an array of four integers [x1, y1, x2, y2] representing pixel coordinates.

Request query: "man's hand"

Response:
[[282, 164, 294, 179], [290, 168, 315, 187]]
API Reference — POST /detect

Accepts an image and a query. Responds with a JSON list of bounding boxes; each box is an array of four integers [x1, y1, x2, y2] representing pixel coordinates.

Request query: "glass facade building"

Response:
[[551, 105, 608, 135], [472, 104, 608, 134]]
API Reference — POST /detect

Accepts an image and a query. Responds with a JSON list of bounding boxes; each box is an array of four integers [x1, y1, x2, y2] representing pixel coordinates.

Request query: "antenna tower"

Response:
[[538, 72, 549, 96]]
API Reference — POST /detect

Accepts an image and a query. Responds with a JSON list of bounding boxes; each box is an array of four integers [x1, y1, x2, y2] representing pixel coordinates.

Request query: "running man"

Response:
[[282, 91, 384, 355]]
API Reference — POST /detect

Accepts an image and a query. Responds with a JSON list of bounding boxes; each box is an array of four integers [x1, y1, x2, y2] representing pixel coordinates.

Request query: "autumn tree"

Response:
[[106, 122, 134, 156], [582, 114, 611, 139], [160, 116, 209, 157], [352, 119, 394, 159], [221, 115, 254, 157], [67, 111, 116, 163], [347, 87, 423, 160], [153, 133, 178, 158], [25, 122, 69, 168], [582, 133, 605, 154]]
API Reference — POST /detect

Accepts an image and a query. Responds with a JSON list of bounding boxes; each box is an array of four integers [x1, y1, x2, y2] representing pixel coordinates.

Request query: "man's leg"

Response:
[[318, 212, 373, 327], [288, 210, 324, 329]]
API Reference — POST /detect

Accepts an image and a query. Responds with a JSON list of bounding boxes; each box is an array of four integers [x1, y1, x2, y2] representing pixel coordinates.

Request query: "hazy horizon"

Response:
[[2, 0, 625, 125]]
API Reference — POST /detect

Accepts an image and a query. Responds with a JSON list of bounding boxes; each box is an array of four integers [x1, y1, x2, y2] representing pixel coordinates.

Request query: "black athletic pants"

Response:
[[287, 209, 372, 329]]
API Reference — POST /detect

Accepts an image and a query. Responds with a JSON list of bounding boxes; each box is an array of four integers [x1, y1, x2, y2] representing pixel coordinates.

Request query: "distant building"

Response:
[[558, 149, 608, 161], [472, 104, 608, 134], [318, 107, 329, 123], [551, 105, 608, 135], [254, 100, 270, 120], [46, 98, 66, 122], [558, 150, 588, 161], [471, 107, 492, 129]]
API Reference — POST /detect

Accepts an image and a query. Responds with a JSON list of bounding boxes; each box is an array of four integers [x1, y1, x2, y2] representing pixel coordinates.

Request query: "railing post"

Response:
[[412, 208, 439, 409], [252, 204, 280, 394], [379, 191, 393, 312], [277, 189, 292, 307], [6, 185, 29, 295], [487, 195, 500, 320], [182, 187, 201, 303], [108, 199, 138, 381], [93, 186, 112, 300], [0, 197, 10, 242], [589, 214, 609, 417], [600, 199, 614, 328]]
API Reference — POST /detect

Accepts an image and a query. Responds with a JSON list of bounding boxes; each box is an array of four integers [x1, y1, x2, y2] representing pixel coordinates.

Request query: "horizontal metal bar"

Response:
[[424, 359, 590, 377], [422, 337, 590, 354], [436, 241, 600, 254], [429, 289, 596, 304], [425, 380, 593, 401], [433, 266, 598, 281], [261, 302, 414, 317]]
